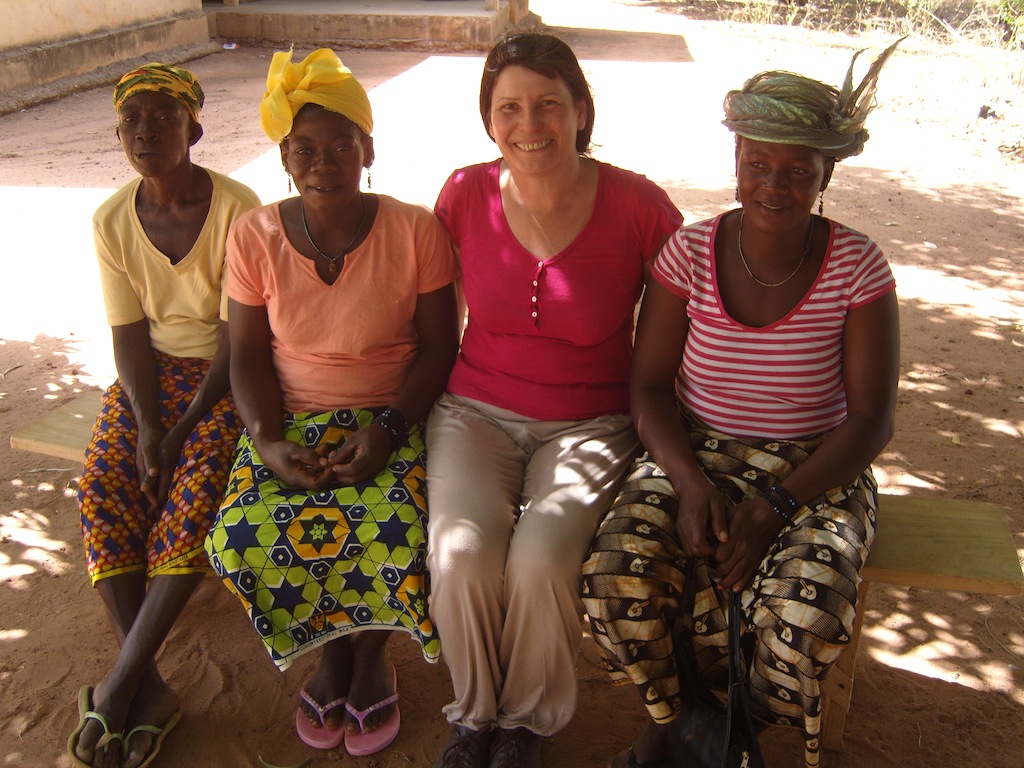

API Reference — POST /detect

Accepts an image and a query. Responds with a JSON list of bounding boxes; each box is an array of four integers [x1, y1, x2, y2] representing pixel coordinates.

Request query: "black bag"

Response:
[[670, 559, 766, 768]]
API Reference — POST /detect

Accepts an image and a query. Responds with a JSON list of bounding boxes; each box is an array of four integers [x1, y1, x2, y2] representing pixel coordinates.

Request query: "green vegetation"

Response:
[[657, 0, 1024, 47], [1001, 0, 1024, 45]]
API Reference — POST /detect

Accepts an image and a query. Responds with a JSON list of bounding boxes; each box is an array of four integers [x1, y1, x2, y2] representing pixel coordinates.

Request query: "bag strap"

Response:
[[675, 558, 725, 714], [677, 559, 766, 768], [725, 590, 767, 768]]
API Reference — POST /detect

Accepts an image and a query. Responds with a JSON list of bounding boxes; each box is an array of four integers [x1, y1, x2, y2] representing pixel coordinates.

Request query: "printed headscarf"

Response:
[[259, 48, 373, 143], [722, 37, 904, 160], [113, 63, 204, 122]]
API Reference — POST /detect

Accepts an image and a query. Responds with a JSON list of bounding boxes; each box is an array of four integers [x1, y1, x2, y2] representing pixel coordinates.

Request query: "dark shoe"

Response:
[[615, 744, 669, 768], [436, 725, 493, 768], [489, 727, 542, 768]]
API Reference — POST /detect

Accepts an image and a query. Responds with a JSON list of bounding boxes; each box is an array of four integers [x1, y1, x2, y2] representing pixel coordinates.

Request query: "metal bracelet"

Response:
[[371, 406, 408, 451]]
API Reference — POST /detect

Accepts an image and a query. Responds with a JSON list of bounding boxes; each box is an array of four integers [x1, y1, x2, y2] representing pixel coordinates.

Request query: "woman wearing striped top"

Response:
[[583, 41, 902, 768]]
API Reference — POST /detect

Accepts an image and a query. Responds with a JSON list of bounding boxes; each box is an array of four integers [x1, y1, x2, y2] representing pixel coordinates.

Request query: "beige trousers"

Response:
[[425, 393, 638, 736]]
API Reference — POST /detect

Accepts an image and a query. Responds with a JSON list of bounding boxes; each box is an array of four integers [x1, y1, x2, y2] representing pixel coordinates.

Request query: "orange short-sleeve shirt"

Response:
[[227, 195, 458, 413]]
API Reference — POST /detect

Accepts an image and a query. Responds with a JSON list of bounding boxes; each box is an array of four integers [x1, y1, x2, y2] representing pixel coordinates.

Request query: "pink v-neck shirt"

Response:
[[435, 160, 682, 421]]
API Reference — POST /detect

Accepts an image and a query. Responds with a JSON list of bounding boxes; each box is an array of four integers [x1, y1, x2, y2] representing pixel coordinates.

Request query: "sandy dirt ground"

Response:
[[1, 0, 1022, 766]]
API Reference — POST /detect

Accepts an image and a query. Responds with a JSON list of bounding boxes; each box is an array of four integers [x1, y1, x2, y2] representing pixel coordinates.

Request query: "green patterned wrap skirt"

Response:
[[582, 421, 877, 768], [205, 409, 440, 670]]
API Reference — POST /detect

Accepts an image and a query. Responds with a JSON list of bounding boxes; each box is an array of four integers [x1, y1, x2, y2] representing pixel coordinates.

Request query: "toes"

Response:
[[74, 719, 104, 764], [369, 704, 395, 731], [323, 710, 345, 731], [344, 702, 393, 734], [299, 698, 345, 730], [122, 732, 154, 768], [298, 700, 320, 727], [101, 744, 122, 768]]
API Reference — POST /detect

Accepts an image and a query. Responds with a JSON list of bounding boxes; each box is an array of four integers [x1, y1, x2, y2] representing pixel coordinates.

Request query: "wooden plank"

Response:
[[9, 390, 101, 464], [9, 395, 1024, 598], [864, 494, 1023, 595], [821, 581, 871, 750]]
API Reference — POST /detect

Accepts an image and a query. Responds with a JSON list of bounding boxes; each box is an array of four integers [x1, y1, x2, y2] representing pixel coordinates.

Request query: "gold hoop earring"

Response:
[[367, 170, 372, 190]]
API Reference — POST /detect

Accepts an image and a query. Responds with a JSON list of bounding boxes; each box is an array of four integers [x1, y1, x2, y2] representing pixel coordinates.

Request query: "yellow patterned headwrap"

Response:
[[259, 48, 373, 143], [722, 37, 904, 160], [114, 63, 204, 122]]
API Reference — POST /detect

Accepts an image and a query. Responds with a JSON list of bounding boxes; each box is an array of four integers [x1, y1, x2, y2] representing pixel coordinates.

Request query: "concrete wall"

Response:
[[0, 0, 214, 115], [208, 0, 539, 53], [0, 0, 535, 115]]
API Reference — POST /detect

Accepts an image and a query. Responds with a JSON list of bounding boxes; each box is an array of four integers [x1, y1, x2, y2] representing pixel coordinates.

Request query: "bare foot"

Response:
[[74, 678, 131, 768], [344, 634, 395, 735], [300, 636, 354, 731], [121, 672, 180, 768]]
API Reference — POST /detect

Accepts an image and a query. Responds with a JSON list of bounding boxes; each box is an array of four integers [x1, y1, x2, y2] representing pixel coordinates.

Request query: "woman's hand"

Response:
[[110, 319, 168, 511], [141, 421, 192, 511], [135, 421, 165, 511], [323, 424, 392, 486], [714, 497, 786, 592], [675, 479, 732, 558], [256, 437, 331, 491]]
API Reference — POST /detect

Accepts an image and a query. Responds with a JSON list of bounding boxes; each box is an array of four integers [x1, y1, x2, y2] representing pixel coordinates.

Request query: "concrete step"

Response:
[[204, 0, 538, 52]]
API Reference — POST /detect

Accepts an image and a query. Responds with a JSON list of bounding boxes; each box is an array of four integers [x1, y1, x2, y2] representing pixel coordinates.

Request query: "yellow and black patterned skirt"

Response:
[[582, 422, 877, 768]]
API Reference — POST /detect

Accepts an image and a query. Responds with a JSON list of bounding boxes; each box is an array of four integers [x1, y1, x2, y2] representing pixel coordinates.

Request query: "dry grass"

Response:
[[655, 0, 1022, 47]]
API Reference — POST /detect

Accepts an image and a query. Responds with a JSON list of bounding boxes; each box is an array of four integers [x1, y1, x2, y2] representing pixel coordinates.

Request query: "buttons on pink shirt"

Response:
[[530, 263, 545, 328]]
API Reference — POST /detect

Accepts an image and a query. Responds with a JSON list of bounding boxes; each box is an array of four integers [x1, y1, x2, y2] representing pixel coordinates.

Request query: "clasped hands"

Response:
[[136, 420, 191, 512], [256, 424, 393, 490], [674, 482, 787, 594]]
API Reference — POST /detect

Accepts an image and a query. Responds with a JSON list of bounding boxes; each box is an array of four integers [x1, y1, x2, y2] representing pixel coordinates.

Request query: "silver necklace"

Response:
[[737, 211, 815, 288], [301, 193, 367, 273]]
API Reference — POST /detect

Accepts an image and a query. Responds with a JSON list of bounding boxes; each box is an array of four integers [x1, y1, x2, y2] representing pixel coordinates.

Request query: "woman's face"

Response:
[[280, 106, 373, 203], [735, 137, 833, 233], [116, 91, 200, 178], [487, 65, 586, 176]]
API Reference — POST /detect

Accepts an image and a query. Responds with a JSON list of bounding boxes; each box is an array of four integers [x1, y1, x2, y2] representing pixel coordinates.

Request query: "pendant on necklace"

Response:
[[328, 261, 338, 273]]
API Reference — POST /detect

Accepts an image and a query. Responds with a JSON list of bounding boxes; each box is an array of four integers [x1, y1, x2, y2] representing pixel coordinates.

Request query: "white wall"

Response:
[[0, 0, 211, 114], [0, 0, 201, 49]]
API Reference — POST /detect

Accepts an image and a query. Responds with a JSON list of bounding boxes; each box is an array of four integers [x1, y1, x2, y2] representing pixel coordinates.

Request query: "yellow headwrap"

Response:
[[259, 48, 373, 144], [722, 37, 904, 160], [113, 63, 204, 122]]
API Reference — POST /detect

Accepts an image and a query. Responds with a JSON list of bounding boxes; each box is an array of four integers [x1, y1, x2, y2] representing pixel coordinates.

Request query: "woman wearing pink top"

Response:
[[582, 42, 903, 768], [427, 33, 682, 768]]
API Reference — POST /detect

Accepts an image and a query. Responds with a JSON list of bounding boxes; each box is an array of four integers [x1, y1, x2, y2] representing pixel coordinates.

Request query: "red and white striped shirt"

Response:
[[653, 213, 895, 439]]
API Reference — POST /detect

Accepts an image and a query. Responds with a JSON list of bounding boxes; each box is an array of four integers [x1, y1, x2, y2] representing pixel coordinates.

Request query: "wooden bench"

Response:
[[11, 391, 1024, 748], [820, 493, 1023, 748], [9, 389, 102, 463]]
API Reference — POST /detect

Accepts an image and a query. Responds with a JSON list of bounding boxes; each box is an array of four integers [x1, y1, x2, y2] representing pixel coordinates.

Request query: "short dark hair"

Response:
[[479, 33, 595, 155]]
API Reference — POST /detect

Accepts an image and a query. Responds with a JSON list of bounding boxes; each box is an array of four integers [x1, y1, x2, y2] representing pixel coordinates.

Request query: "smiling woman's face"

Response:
[[735, 136, 833, 234], [280, 105, 373, 204], [487, 65, 586, 177]]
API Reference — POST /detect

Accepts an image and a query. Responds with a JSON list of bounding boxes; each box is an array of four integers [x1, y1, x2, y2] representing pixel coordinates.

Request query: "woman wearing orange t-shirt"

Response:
[[204, 49, 458, 758]]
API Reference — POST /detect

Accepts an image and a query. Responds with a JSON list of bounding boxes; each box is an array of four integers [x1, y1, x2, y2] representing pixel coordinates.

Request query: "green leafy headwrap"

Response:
[[722, 37, 904, 160]]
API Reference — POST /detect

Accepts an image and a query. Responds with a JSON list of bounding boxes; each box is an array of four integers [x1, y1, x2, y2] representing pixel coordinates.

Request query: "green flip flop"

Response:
[[124, 708, 183, 768], [67, 685, 125, 768]]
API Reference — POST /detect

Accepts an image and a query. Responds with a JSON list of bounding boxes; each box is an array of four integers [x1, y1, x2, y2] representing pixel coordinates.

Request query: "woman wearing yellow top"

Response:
[[71, 64, 260, 768]]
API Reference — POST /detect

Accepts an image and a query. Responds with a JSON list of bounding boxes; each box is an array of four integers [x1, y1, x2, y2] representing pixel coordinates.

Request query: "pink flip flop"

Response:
[[295, 690, 346, 750], [344, 664, 400, 756]]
